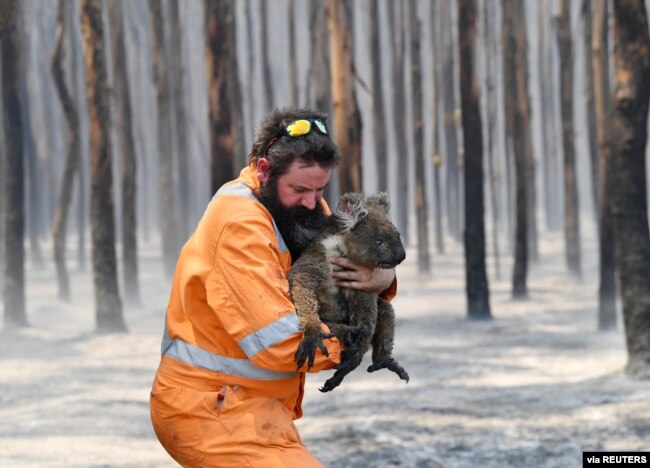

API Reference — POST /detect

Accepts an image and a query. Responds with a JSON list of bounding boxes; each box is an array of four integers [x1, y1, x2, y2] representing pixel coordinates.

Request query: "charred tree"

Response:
[[51, 0, 80, 302], [168, 1, 191, 239], [288, 0, 298, 107], [326, 0, 363, 195], [538, 0, 561, 231], [149, 0, 179, 278], [482, 0, 500, 278], [387, 0, 409, 242], [309, 0, 336, 202], [80, 0, 126, 333], [458, 0, 491, 320], [109, 0, 139, 306], [592, 0, 617, 330], [2, 0, 26, 328], [583, 0, 601, 225], [205, 0, 238, 195], [409, 0, 430, 273], [557, 0, 582, 278], [610, 0, 650, 377], [504, 0, 529, 298], [431, 0, 445, 255], [369, 0, 388, 193], [441, 0, 462, 241], [260, 0, 274, 111]]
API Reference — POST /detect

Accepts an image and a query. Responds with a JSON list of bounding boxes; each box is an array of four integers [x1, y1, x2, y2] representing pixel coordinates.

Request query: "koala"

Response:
[[288, 192, 409, 392]]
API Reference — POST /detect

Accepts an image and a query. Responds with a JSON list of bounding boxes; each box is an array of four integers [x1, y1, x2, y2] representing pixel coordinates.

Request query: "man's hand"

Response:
[[329, 257, 395, 293]]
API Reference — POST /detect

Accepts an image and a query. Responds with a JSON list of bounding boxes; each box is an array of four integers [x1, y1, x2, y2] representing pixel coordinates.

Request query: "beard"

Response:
[[258, 177, 328, 260]]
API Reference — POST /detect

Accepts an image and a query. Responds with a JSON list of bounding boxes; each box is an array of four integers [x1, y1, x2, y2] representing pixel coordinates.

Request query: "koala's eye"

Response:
[[375, 239, 384, 246]]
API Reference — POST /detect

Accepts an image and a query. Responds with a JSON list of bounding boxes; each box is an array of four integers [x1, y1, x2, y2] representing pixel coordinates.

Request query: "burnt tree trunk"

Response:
[[442, 0, 462, 242], [309, 0, 336, 202], [326, 0, 363, 195], [149, 0, 178, 277], [483, 0, 500, 278], [431, 0, 445, 255], [51, 0, 80, 302], [458, 0, 491, 320], [168, 1, 191, 239], [504, 0, 529, 298], [387, 0, 409, 242], [260, 0, 274, 112], [583, 0, 601, 225], [557, 0, 582, 278], [610, 0, 650, 377], [2, 0, 26, 328], [288, 0, 298, 107], [109, 0, 139, 306], [205, 0, 238, 195], [369, 0, 388, 193], [80, 0, 126, 333], [593, 0, 617, 330], [409, 0, 430, 273]]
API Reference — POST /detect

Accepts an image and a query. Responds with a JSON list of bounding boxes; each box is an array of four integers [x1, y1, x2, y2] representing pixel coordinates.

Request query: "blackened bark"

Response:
[[583, 0, 601, 226], [504, 0, 529, 298], [409, 0, 430, 274], [205, 0, 238, 195], [592, 0, 617, 330], [168, 0, 191, 239], [369, 0, 388, 193], [610, 0, 650, 377], [51, 0, 80, 302], [309, 0, 336, 202], [458, 0, 491, 320], [2, 1, 26, 328], [149, 0, 178, 278], [260, 0, 274, 111], [326, 0, 363, 195], [80, 0, 126, 333], [442, 0, 462, 242], [109, 0, 139, 306], [387, 0, 409, 243], [557, 0, 582, 278], [431, 0, 445, 255], [483, 0, 499, 278], [288, 0, 298, 107]]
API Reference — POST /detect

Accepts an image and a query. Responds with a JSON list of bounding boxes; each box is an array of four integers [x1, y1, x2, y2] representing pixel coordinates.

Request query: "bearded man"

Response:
[[150, 108, 397, 467]]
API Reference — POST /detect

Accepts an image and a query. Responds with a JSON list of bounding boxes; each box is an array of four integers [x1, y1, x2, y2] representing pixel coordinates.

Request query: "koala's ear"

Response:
[[366, 192, 390, 214], [334, 192, 368, 231]]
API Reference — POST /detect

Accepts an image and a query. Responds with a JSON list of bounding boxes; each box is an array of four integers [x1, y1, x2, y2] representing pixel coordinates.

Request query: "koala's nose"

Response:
[[394, 243, 406, 264]]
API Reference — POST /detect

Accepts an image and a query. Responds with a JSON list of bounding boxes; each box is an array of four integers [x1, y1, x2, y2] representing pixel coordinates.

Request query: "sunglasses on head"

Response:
[[284, 118, 328, 137], [263, 118, 329, 157]]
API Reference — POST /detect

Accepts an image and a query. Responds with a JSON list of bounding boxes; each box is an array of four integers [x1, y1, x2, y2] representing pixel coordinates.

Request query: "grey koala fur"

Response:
[[288, 192, 409, 392]]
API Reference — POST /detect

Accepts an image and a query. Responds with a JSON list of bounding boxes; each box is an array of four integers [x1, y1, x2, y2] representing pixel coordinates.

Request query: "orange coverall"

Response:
[[150, 165, 342, 467]]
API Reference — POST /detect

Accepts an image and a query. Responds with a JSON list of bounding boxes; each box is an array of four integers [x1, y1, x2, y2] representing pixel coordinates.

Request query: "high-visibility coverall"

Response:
[[150, 165, 397, 467]]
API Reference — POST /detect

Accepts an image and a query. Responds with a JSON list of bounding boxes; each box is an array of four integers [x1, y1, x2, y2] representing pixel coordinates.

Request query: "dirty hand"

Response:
[[329, 257, 395, 293]]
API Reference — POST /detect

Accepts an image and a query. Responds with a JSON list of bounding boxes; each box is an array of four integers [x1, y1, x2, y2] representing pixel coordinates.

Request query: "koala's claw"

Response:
[[367, 357, 410, 383], [295, 331, 335, 371]]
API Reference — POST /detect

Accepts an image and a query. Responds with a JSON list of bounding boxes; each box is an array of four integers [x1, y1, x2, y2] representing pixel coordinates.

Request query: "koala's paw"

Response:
[[367, 357, 410, 383], [295, 326, 334, 371]]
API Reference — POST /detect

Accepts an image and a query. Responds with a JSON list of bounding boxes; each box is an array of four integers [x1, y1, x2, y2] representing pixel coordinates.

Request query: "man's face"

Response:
[[257, 158, 331, 259]]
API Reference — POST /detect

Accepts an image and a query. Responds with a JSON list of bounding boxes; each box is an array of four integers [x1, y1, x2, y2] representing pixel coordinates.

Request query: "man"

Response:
[[150, 108, 397, 467]]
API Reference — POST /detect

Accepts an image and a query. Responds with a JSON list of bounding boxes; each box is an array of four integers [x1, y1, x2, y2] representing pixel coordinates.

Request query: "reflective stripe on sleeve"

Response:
[[161, 327, 297, 381], [238, 313, 301, 358]]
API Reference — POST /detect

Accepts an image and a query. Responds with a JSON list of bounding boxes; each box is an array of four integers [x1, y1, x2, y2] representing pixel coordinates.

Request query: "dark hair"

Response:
[[248, 108, 341, 176]]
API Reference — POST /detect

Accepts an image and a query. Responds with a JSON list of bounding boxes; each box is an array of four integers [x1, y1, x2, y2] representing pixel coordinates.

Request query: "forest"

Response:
[[1, 0, 650, 466]]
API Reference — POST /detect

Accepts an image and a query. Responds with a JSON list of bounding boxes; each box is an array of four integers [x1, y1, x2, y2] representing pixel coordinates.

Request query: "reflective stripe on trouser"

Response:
[[151, 358, 323, 468]]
